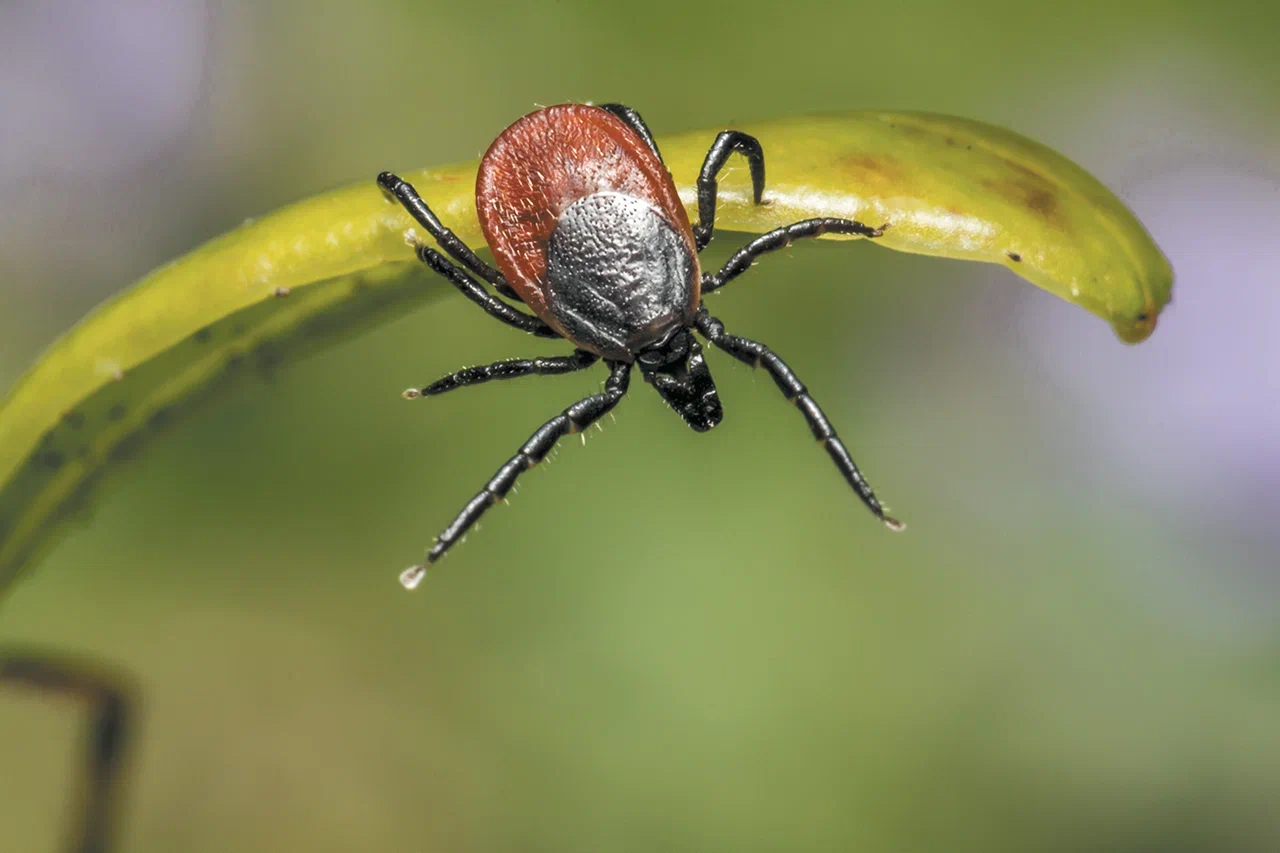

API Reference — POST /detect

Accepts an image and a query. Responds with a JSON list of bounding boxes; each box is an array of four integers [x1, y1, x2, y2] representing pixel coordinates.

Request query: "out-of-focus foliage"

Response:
[[1, 1, 1277, 852]]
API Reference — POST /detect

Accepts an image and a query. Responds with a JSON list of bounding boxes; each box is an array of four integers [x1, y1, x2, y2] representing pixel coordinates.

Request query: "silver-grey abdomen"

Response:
[[543, 191, 698, 360]]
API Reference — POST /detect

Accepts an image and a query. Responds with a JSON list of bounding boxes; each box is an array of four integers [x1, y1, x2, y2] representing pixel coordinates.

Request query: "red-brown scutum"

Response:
[[476, 104, 699, 329]]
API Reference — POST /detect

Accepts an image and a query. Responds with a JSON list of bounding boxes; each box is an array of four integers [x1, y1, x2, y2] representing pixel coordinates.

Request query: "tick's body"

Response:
[[478, 105, 700, 359], [378, 103, 902, 587]]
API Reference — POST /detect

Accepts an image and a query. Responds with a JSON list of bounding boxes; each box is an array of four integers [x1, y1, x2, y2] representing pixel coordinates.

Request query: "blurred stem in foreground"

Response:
[[0, 650, 136, 853]]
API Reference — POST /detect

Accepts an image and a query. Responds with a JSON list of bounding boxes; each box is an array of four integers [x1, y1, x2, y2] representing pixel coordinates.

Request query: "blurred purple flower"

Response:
[[0, 0, 208, 183], [1020, 166, 1280, 529]]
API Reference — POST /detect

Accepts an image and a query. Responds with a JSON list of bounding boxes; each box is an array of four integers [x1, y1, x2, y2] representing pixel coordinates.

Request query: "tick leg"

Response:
[[694, 310, 903, 531], [405, 349, 600, 398], [376, 171, 523, 302], [400, 361, 632, 587], [703, 218, 887, 294], [1, 649, 135, 853], [694, 130, 766, 252], [598, 103, 665, 164], [415, 246, 559, 338]]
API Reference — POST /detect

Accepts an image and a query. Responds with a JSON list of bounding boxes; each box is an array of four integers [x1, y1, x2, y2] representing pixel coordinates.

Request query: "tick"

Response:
[[379, 103, 902, 589]]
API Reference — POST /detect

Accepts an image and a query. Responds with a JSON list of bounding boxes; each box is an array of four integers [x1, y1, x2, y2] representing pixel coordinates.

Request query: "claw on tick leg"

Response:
[[400, 565, 426, 590]]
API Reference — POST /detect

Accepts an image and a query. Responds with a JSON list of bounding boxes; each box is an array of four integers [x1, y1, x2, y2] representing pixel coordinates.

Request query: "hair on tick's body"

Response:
[[379, 103, 902, 588]]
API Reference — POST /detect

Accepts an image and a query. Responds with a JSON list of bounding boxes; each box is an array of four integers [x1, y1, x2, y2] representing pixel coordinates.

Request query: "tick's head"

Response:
[[636, 327, 722, 432]]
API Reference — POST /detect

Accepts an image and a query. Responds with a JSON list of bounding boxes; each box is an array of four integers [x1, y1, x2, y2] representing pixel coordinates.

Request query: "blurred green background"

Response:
[[2, 1, 1278, 851]]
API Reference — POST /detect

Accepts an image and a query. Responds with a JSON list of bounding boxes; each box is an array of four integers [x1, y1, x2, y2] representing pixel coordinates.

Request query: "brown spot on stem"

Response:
[[1024, 186, 1059, 218], [837, 153, 905, 195], [982, 177, 1064, 226]]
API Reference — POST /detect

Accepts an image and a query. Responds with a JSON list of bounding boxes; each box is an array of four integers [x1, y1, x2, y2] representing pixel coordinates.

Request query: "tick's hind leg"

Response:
[[694, 130, 767, 252], [694, 310, 903, 530], [376, 171, 522, 302], [403, 349, 599, 399], [703, 218, 887, 294], [400, 360, 633, 588], [1, 649, 135, 853], [598, 103, 665, 164]]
